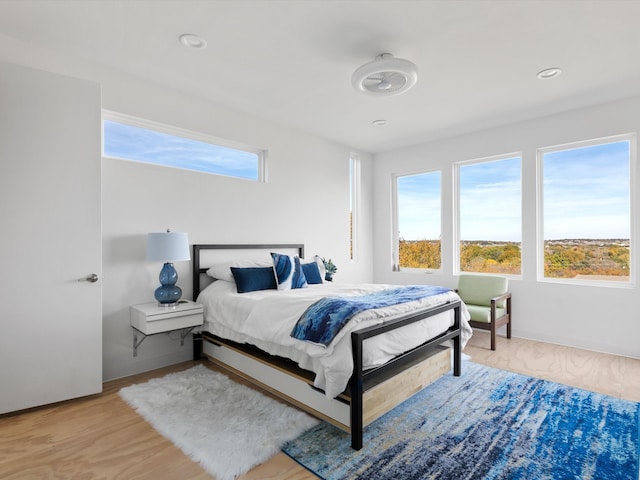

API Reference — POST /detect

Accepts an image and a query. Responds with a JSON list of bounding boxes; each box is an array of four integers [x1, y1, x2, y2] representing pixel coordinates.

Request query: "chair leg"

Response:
[[490, 322, 496, 351], [506, 296, 512, 339]]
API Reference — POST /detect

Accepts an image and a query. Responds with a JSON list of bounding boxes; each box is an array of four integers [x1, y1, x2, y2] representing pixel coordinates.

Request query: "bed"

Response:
[[192, 244, 472, 450]]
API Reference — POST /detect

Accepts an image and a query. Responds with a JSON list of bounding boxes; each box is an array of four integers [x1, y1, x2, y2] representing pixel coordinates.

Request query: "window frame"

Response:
[[102, 110, 267, 182], [453, 152, 523, 277], [392, 168, 443, 273], [536, 133, 636, 288]]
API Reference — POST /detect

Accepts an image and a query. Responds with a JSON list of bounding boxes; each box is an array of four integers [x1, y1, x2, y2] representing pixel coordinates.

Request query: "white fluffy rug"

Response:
[[119, 364, 319, 480]]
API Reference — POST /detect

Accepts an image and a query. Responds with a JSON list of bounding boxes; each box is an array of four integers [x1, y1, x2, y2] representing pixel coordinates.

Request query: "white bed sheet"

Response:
[[197, 281, 472, 398]]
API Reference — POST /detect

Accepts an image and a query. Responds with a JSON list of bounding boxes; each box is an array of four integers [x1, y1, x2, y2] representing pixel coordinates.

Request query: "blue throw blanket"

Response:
[[290, 285, 451, 346]]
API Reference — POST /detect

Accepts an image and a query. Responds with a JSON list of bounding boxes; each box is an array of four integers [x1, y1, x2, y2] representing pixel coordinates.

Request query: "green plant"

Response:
[[321, 257, 338, 275]]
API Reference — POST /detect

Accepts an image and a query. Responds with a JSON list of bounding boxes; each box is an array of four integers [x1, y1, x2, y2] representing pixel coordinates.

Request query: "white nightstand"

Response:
[[130, 300, 204, 357]]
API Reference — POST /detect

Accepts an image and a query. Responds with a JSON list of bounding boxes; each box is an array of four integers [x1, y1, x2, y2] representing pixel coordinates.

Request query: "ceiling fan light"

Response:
[[352, 54, 418, 97]]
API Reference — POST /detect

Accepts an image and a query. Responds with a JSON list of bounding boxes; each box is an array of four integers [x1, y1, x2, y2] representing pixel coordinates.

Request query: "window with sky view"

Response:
[[103, 117, 262, 181], [540, 137, 632, 283], [396, 171, 442, 270], [458, 156, 522, 275]]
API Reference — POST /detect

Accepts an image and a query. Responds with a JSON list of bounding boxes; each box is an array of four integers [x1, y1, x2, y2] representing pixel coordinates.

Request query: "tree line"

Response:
[[399, 239, 629, 279]]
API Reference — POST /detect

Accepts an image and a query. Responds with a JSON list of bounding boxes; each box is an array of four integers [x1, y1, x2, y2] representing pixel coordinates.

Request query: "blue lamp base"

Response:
[[155, 262, 183, 306]]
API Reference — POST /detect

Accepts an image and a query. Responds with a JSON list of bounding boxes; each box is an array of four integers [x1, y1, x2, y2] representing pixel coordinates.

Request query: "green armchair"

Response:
[[457, 274, 511, 351]]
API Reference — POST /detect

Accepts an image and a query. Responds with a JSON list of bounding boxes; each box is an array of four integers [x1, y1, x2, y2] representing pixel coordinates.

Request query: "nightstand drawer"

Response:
[[129, 301, 204, 356], [130, 302, 204, 335], [132, 312, 203, 334]]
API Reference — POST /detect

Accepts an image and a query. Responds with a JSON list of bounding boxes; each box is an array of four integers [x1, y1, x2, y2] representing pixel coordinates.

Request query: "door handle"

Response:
[[79, 273, 99, 283]]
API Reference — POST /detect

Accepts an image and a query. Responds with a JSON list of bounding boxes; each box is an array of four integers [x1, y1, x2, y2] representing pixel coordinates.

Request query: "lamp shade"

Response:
[[147, 231, 190, 262]]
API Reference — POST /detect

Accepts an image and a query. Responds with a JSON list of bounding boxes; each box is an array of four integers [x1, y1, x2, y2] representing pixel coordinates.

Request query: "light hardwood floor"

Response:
[[1, 332, 639, 479]]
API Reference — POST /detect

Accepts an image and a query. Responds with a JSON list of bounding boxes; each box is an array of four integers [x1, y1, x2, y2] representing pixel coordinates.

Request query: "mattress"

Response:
[[197, 281, 472, 398]]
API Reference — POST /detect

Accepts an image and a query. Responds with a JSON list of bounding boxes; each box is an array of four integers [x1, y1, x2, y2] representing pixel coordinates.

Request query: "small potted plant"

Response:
[[321, 257, 338, 281]]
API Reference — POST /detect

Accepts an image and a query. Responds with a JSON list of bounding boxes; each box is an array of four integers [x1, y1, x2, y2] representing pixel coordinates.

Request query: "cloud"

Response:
[[397, 171, 441, 239], [399, 140, 631, 242], [543, 140, 630, 239], [103, 120, 259, 180], [459, 157, 521, 241]]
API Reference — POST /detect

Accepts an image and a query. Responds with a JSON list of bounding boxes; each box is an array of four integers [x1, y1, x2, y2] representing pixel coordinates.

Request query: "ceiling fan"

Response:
[[352, 53, 418, 97]]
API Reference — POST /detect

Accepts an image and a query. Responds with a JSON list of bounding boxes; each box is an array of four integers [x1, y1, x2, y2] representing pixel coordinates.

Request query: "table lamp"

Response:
[[147, 229, 190, 305]]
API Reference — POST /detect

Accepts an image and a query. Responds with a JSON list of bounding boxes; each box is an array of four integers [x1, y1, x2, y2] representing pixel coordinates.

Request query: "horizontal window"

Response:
[[103, 112, 265, 181]]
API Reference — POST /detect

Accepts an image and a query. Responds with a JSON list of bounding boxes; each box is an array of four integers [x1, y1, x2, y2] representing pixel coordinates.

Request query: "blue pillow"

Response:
[[271, 253, 307, 290], [230, 266, 277, 293], [301, 262, 323, 284]]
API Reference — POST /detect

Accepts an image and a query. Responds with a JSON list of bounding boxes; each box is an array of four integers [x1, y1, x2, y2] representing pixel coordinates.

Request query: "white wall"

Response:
[[373, 96, 640, 359], [0, 35, 374, 381], [100, 79, 374, 380]]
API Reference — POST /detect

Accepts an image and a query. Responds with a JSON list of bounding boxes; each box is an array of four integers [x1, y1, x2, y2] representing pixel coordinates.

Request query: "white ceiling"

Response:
[[1, 0, 640, 153]]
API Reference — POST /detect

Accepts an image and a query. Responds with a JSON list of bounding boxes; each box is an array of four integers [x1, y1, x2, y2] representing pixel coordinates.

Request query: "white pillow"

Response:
[[206, 258, 272, 282]]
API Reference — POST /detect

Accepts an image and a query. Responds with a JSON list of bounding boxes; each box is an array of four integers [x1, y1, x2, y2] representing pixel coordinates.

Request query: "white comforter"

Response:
[[197, 281, 472, 398]]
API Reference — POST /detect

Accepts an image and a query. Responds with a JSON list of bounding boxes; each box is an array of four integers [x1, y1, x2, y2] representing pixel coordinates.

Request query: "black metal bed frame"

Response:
[[192, 243, 462, 450]]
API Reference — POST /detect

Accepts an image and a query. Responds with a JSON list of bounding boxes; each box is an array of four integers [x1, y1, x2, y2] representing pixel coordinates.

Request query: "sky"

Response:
[[398, 140, 631, 242], [105, 119, 630, 242], [103, 120, 259, 181], [543, 140, 630, 240], [397, 171, 442, 241], [459, 157, 521, 242]]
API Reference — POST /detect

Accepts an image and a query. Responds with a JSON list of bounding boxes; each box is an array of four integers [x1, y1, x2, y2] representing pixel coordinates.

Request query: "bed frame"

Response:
[[192, 244, 462, 450]]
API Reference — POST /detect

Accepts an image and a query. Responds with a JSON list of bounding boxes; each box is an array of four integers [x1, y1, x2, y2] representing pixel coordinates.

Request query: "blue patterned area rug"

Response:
[[282, 362, 640, 480]]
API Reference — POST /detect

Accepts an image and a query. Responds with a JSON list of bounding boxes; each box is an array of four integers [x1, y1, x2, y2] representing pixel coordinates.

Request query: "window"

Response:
[[539, 135, 633, 284], [457, 155, 522, 275], [349, 154, 360, 261], [102, 112, 265, 181], [394, 171, 442, 271]]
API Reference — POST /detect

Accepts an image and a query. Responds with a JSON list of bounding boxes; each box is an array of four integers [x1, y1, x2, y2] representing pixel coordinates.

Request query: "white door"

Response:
[[0, 62, 102, 413]]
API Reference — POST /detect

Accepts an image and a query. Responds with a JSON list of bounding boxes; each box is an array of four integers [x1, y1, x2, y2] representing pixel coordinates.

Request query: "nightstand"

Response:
[[130, 300, 204, 357]]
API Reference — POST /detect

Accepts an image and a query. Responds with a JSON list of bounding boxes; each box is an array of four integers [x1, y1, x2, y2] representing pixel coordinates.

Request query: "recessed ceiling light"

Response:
[[179, 34, 207, 50], [537, 67, 562, 80], [372, 119, 387, 126]]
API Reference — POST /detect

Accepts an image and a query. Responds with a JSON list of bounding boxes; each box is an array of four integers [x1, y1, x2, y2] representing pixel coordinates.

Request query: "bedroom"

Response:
[[0, 1, 639, 478]]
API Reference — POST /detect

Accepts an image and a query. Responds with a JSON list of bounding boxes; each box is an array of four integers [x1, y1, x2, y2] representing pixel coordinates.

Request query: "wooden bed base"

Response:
[[192, 244, 462, 450]]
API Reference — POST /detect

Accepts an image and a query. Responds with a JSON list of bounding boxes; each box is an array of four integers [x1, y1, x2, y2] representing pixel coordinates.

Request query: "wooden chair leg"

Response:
[[506, 297, 512, 339], [490, 322, 496, 351]]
